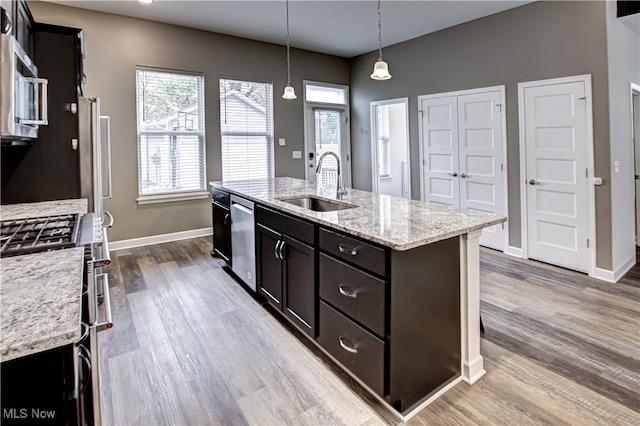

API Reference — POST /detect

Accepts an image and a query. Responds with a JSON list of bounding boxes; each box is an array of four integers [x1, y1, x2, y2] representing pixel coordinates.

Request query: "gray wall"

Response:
[[348, 1, 612, 269], [30, 1, 350, 242]]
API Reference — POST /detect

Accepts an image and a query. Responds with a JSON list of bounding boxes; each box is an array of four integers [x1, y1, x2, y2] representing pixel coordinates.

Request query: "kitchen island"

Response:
[[210, 177, 505, 419]]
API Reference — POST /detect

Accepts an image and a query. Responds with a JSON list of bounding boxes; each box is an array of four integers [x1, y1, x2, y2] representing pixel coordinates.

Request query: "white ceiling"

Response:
[[43, 0, 534, 58]]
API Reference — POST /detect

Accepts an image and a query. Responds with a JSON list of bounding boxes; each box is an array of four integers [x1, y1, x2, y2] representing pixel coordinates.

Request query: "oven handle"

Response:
[[93, 272, 113, 332], [93, 226, 111, 267], [102, 210, 115, 228]]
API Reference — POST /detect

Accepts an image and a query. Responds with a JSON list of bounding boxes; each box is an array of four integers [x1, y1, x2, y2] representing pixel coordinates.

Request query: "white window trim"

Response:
[[135, 67, 207, 204]]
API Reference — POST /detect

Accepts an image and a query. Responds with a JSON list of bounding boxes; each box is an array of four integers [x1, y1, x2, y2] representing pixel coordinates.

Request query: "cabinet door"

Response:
[[282, 235, 316, 337], [257, 224, 283, 308], [212, 203, 231, 265]]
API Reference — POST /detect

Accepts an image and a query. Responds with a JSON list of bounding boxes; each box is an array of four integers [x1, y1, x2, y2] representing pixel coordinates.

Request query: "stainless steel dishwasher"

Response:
[[230, 194, 256, 291]]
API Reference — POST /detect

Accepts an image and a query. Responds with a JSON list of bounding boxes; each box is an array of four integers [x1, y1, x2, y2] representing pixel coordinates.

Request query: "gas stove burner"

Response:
[[0, 214, 80, 257]]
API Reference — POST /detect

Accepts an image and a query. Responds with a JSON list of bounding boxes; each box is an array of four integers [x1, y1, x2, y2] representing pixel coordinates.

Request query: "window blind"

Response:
[[219, 79, 274, 181], [135, 69, 206, 197]]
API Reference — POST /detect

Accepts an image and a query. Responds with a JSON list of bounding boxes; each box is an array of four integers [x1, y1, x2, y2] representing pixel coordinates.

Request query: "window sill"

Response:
[[137, 190, 209, 205]]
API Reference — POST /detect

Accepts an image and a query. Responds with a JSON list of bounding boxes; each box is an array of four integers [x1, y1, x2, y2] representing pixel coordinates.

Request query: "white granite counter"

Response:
[[0, 198, 89, 362], [0, 198, 88, 221], [0, 248, 85, 362], [210, 177, 505, 250]]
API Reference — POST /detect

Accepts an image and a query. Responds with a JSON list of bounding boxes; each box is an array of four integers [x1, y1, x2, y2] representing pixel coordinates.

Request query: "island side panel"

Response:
[[388, 236, 461, 412], [460, 229, 485, 383]]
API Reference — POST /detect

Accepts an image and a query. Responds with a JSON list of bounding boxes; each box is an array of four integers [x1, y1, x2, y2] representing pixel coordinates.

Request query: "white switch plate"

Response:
[[292, 150, 302, 159], [593, 177, 602, 185], [614, 160, 620, 173], [278, 138, 286, 146]]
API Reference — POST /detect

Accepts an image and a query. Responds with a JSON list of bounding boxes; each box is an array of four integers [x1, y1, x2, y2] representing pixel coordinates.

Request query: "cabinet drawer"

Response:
[[319, 254, 385, 336], [319, 228, 386, 276], [256, 205, 314, 245], [317, 301, 385, 396], [211, 188, 230, 207]]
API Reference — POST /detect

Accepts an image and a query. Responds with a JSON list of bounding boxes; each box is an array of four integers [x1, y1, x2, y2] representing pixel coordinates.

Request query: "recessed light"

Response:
[[139, 0, 153, 4]]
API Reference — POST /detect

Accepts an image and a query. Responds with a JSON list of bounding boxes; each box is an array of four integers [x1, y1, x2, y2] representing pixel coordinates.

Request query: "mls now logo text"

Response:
[[3, 408, 56, 420]]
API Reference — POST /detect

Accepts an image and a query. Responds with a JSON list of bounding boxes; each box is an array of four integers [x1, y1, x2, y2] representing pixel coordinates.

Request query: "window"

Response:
[[135, 68, 206, 203], [219, 79, 274, 181], [375, 104, 391, 178]]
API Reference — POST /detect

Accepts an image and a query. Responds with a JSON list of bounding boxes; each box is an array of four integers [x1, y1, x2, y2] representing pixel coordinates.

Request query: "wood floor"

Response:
[[99, 237, 640, 425]]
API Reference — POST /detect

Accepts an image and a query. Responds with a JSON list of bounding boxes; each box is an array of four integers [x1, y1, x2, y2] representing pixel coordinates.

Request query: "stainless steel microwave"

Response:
[[1, 34, 48, 142]]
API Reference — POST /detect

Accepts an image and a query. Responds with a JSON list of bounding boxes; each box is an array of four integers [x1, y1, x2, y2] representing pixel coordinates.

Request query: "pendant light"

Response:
[[370, 0, 391, 81], [282, 0, 297, 99]]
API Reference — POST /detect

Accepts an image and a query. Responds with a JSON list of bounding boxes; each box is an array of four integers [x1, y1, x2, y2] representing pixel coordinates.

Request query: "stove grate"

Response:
[[0, 214, 80, 257]]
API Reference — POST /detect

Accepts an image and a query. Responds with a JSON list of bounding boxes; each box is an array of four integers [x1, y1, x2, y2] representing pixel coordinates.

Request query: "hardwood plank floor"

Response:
[[99, 238, 640, 425]]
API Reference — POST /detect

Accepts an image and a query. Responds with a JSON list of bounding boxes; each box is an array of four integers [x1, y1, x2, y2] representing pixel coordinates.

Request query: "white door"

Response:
[[522, 81, 589, 272], [458, 91, 505, 251], [371, 98, 411, 198], [306, 107, 349, 186], [419, 88, 507, 251], [420, 96, 459, 206]]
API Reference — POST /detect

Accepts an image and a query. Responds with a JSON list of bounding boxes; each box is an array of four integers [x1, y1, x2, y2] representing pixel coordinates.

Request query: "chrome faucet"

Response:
[[315, 151, 347, 198]]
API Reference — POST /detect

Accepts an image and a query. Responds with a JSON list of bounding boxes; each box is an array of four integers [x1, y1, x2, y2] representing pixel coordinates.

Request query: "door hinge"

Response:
[[419, 110, 424, 117], [587, 238, 590, 248], [496, 103, 502, 112], [586, 168, 589, 178], [578, 97, 587, 107], [501, 163, 504, 172], [423, 158, 426, 166]]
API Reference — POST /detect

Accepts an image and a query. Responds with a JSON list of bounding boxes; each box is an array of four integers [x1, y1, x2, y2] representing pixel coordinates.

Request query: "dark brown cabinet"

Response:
[[256, 205, 316, 338], [5, 0, 34, 57], [212, 189, 231, 265]]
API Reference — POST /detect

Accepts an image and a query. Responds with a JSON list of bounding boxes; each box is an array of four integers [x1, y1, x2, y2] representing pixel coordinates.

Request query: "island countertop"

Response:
[[0, 198, 89, 363], [210, 177, 505, 251]]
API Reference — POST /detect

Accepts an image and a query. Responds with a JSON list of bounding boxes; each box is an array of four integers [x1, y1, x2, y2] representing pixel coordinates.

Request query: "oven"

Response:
[[0, 211, 113, 425]]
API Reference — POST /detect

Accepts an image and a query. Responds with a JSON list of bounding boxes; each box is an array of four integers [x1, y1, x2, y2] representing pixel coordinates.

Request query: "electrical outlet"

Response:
[[278, 138, 286, 146]]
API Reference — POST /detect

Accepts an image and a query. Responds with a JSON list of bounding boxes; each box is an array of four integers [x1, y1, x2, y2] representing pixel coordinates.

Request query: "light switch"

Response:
[[614, 160, 620, 173], [593, 177, 602, 185], [292, 151, 302, 159], [279, 138, 286, 146]]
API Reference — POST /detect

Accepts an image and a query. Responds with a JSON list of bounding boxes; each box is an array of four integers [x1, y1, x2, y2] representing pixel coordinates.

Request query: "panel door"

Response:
[[458, 91, 505, 251], [282, 235, 316, 337], [257, 224, 283, 307], [523, 81, 589, 272], [306, 107, 349, 187], [420, 96, 459, 206]]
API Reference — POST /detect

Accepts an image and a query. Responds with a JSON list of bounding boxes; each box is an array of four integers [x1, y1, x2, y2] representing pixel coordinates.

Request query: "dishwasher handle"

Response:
[[231, 202, 253, 215]]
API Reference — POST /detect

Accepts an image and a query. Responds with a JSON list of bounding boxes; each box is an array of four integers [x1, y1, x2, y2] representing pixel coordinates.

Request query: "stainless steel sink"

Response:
[[279, 196, 356, 212]]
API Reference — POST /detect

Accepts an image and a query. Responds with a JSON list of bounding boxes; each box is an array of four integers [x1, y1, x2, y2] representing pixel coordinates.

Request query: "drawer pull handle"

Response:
[[339, 337, 358, 354], [338, 285, 357, 299], [338, 244, 357, 256]]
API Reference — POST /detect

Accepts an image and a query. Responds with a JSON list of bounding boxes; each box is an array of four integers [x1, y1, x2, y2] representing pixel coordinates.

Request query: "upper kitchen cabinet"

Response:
[[3, 0, 35, 57], [1, 22, 85, 204]]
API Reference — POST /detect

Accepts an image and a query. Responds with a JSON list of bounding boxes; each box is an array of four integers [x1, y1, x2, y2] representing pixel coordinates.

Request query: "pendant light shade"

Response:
[[371, 0, 391, 81], [282, 85, 297, 100], [282, 0, 297, 100]]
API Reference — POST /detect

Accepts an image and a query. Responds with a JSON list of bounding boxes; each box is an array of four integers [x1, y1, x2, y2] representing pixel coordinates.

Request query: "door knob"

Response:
[[529, 179, 540, 185], [448, 172, 458, 177], [460, 173, 468, 178]]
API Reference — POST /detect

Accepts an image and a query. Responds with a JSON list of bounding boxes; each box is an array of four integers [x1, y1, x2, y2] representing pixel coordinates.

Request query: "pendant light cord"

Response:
[[286, 0, 292, 85], [377, 0, 383, 61]]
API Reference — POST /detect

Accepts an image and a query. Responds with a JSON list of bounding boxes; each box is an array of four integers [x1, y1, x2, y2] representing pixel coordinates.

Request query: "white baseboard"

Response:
[[591, 267, 615, 283], [506, 246, 523, 257], [110, 227, 213, 251], [614, 255, 636, 282]]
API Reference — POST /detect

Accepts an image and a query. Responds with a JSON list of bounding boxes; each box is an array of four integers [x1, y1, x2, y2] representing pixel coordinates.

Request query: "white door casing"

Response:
[[519, 75, 595, 274], [419, 86, 507, 252]]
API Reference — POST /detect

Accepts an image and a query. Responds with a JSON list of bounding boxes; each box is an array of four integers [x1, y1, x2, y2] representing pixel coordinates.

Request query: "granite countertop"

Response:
[[0, 248, 85, 362], [0, 198, 88, 221], [0, 198, 89, 362], [210, 177, 506, 251]]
